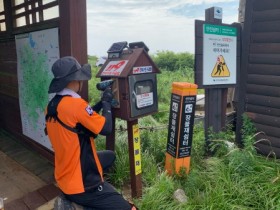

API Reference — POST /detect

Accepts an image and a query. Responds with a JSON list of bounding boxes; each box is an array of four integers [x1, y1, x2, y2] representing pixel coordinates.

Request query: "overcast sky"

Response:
[[86, 0, 239, 57]]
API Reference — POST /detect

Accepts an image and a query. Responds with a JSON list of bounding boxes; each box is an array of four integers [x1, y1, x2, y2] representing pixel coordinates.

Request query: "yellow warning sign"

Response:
[[133, 124, 142, 175], [211, 55, 230, 77]]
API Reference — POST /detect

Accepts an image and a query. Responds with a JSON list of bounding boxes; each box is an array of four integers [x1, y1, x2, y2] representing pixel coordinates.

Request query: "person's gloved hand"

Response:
[[101, 88, 113, 103], [91, 101, 102, 113]]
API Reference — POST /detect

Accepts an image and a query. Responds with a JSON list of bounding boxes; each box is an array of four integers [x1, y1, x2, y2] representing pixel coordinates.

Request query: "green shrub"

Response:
[[152, 51, 194, 71]]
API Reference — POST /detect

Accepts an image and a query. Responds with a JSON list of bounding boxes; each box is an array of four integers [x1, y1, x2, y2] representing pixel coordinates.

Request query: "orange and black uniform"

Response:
[[46, 89, 132, 210], [46, 95, 105, 194]]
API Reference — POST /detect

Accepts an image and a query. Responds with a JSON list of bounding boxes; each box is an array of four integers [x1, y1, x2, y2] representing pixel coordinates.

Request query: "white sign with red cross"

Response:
[[101, 60, 128, 76]]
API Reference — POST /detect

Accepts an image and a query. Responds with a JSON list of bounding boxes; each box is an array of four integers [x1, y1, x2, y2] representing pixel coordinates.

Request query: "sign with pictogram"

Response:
[[166, 94, 196, 158], [165, 82, 197, 175], [203, 24, 237, 85], [214, 7, 223, 19], [211, 55, 230, 77], [101, 60, 128, 76]]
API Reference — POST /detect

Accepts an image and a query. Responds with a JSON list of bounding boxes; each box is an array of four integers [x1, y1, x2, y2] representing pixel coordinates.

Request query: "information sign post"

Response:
[[195, 7, 239, 154], [165, 82, 197, 175]]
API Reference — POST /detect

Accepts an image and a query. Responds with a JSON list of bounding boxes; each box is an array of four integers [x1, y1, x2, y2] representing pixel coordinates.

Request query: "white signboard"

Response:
[[101, 60, 128, 76], [133, 66, 152, 74], [15, 28, 60, 150], [136, 92, 153, 108], [203, 24, 237, 86]]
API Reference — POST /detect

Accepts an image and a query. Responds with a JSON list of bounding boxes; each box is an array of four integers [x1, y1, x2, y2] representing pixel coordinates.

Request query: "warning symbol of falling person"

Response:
[[211, 55, 230, 77]]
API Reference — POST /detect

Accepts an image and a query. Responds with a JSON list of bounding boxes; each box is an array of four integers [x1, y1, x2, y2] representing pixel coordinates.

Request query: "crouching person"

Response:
[[45, 56, 137, 210]]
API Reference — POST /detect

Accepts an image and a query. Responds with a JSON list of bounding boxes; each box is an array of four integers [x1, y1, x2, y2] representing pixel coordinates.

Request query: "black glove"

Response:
[[92, 101, 102, 113], [101, 88, 113, 103], [100, 101, 112, 135]]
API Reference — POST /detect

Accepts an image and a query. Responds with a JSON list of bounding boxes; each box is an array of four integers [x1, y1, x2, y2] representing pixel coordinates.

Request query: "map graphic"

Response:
[[15, 28, 60, 150]]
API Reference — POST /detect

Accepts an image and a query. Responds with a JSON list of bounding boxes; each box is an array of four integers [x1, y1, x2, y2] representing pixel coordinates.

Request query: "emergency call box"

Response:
[[96, 42, 160, 121]]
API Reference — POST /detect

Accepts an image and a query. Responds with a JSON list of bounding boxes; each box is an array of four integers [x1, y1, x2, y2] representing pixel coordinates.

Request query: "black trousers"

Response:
[[65, 182, 131, 210], [64, 150, 131, 210], [97, 150, 115, 172]]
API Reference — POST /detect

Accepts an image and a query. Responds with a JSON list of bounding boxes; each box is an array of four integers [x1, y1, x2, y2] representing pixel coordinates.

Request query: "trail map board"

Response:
[[15, 28, 60, 150]]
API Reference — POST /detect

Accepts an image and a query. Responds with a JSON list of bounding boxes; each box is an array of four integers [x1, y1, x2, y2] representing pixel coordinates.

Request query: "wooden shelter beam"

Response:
[[59, 0, 88, 99]]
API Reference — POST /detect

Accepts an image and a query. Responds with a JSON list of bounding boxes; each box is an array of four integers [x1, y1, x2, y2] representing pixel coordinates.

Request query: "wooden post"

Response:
[[106, 109, 143, 198], [204, 7, 228, 153], [127, 119, 142, 198], [4, 0, 13, 36], [59, 0, 88, 100]]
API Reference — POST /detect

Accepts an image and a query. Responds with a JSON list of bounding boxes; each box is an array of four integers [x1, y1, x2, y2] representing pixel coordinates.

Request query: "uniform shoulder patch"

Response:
[[85, 105, 94, 116]]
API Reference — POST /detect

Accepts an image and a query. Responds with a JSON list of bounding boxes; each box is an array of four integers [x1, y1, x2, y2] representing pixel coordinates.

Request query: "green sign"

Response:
[[204, 24, 237, 36]]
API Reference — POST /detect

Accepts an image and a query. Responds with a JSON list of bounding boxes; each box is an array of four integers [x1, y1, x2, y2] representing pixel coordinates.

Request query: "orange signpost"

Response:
[[165, 82, 198, 175]]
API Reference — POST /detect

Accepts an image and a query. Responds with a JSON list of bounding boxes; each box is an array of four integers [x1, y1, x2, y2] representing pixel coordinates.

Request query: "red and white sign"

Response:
[[136, 92, 153, 108], [101, 60, 128, 76], [133, 66, 152, 74]]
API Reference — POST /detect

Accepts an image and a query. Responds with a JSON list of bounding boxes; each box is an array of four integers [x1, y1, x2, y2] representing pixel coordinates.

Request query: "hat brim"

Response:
[[48, 64, 91, 93]]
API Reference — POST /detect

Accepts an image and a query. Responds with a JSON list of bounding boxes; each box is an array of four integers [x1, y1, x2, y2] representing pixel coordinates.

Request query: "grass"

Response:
[[88, 56, 280, 210], [137, 125, 280, 210]]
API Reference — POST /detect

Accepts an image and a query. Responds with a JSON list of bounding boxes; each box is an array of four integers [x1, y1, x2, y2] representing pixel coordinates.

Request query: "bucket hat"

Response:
[[48, 56, 91, 93]]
